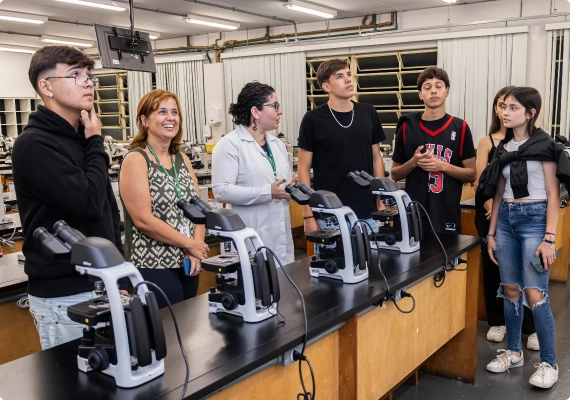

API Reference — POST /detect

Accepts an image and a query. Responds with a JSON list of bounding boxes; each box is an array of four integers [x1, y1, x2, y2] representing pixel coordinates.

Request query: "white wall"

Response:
[[4, 0, 570, 132], [203, 63, 227, 142], [0, 52, 37, 98]]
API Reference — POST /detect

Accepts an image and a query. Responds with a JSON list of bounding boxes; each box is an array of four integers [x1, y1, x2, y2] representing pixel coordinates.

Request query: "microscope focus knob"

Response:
[[324, 259, 339, 274], [385, 234, 397, 246], [221, 292, 239, 310], [88, 348, 110, 372]]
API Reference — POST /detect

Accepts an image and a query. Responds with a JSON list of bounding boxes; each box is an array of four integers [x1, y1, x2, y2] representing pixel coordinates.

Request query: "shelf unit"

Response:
[[306, 49, 438, 145], [0, 98, 43, 137], [93, 72, 130, 141]]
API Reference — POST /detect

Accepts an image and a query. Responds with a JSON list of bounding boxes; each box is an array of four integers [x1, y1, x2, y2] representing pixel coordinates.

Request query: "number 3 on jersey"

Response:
[[428, 171, 444, 193]]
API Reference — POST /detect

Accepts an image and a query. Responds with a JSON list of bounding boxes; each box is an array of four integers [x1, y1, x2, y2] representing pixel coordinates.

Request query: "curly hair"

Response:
[[131, 89, 184, 154], [228, 81, 275, 128]]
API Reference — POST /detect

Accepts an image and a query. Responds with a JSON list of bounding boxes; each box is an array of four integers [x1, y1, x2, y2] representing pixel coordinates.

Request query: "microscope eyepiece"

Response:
[[347, 172, 359, 181], [33, 227, 50, 242], [177, 198, 189, 209], [359, 171, 374, 182], [54, 220, 86, 246], [190, 195, 213, 213], [297, 183, 314, 196]]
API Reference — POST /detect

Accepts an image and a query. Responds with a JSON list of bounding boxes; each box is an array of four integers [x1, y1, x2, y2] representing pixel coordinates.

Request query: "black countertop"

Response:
[[0, 234, 480, 400]]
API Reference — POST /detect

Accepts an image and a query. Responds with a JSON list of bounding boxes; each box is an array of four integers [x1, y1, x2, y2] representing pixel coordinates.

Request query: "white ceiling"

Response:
[[0, 0, 495, 49]]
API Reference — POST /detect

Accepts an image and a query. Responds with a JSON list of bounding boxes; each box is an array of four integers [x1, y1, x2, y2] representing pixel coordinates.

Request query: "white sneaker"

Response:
[[527, 333, 540, 351], [486, 349, 524, 373], [487, 326, 507, 342], [529, 362, 558, 388]]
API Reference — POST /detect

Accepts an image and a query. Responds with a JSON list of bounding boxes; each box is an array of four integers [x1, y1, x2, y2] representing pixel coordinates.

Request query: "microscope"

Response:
[[1, 137, 15, 165], [349, 171, 423, 253], [34, 221, 166, 388], [285, 183, 371, 284], [177, 196, 280, 323]]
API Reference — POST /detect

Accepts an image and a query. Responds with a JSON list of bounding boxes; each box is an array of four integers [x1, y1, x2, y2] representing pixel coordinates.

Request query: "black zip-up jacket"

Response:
[[476, 129, 570, 206], [12, 106, 123, 298]]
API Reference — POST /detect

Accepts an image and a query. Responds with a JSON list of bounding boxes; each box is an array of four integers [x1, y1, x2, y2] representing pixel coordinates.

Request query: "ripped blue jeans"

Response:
[[494, 200, 555, 365]]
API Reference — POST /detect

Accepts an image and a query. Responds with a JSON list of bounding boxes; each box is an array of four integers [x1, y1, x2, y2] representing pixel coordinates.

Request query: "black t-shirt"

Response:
[[392, 112, 476, 233], [298, 101, 385, 218]]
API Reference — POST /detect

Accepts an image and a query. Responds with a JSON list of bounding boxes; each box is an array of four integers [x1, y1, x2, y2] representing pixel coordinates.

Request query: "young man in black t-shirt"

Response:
[[391, 67, 476, 234], [298, 59, 386, 233]]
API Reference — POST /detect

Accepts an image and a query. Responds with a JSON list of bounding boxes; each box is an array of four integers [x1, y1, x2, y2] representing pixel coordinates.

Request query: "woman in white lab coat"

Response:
[[212, 82, 296, 265]]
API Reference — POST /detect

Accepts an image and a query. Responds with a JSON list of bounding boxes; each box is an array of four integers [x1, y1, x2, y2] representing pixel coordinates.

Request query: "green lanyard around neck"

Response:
[[263, 140, 277, 179], [145, 141, 182, 199]]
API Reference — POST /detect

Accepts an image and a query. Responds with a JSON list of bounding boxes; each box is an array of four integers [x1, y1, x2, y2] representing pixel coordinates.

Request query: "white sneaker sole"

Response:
[[529, 377, 558, 389], [487, 336, 505, 343], [486, 360, 524, 373], [527, 343, 540, 351]]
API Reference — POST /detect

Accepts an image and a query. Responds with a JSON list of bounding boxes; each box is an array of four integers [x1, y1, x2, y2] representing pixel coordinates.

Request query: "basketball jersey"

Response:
[[393, 112, 475, 233]]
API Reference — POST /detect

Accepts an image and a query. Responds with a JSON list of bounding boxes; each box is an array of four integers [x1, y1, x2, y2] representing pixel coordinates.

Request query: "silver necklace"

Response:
[[328, 104, 354, 129]]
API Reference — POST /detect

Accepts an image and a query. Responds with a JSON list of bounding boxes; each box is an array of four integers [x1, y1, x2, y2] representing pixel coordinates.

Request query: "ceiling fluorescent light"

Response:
[[184, 14, 240, 30], [146, 31, 160, 40], [55, 0, 126, 11], [284, 0, 337, 19], [40, 35, 95, 47], [0, 10, 48, 24], [0, 46, 36, 54], [443, 0, 457, 3]]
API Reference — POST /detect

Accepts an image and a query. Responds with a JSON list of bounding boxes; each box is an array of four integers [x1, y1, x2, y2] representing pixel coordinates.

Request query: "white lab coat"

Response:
[[212, 125, 295, 265]]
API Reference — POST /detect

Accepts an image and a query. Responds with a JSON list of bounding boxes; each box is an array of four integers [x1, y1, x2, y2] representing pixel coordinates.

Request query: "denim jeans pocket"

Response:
[[523, 204, 547, 222], [29, 308, 56, 349]]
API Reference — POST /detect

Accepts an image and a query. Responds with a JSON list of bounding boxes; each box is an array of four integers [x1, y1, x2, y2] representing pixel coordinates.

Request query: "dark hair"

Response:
[[228, 82, 275, 128], [28, 45, 95, 94], [503, 86, 542, 142], [417, 67, 450, 91], [488, 86, 515, 135], [131, 89, 184, 154], [316, 58, 350, 88]]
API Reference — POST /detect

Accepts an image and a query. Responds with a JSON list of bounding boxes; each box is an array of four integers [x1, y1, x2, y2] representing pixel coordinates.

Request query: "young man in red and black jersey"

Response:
[[391, 67, 476, 234]]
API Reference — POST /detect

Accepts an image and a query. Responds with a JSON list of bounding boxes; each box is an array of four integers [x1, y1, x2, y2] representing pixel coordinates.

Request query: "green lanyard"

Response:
[[145, 141, 182, 199], [263, 141, 277, 179]]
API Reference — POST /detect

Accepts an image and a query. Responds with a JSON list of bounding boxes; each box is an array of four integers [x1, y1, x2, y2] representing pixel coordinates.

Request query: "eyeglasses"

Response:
[[45, 74, 100, 88], [263, 102, 280, 111]]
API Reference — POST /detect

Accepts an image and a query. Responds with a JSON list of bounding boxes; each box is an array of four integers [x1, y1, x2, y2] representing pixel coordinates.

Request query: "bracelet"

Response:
[[543, 238, 555, 245], [487, 233, 496, 237], [303, 216, 314, 220], [545, 232, 556, 236]]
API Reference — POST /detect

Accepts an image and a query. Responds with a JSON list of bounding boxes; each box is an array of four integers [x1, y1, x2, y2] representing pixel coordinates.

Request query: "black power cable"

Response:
[[257, 246, 315, 400], [391, 290, 416, 314], [408, 201, 451, 288], [134, 281, 190, 400], [353, 219, 391, 299]]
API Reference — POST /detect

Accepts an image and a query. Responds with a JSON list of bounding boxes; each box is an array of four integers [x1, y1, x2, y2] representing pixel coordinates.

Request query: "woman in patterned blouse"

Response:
[[120, 89, 209, 308]]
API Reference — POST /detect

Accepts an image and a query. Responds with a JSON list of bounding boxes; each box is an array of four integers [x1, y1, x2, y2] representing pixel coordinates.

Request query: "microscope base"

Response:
[[208, 301, 277, 323], [77, 353, 165, 388], [370, 241, 420, 254], [309, 267, 368, 284]]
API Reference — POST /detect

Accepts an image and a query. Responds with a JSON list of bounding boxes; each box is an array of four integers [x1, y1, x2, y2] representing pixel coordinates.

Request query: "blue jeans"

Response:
[[494, 200, 555, 365], [29, 291, 97, 350]]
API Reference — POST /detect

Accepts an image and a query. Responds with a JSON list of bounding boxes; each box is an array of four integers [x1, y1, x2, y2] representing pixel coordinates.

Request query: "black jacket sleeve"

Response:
[[13, 134, 110, 221]]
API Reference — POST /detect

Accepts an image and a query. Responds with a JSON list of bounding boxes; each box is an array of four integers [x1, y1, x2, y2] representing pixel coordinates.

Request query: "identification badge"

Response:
[[179, 225, 191, 238]]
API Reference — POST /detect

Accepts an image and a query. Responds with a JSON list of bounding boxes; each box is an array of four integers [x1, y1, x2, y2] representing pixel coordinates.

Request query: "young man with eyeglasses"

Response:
[[297, 59, 386, 233], [12, 45, 124, 350], [390, 67, 476, 234]]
